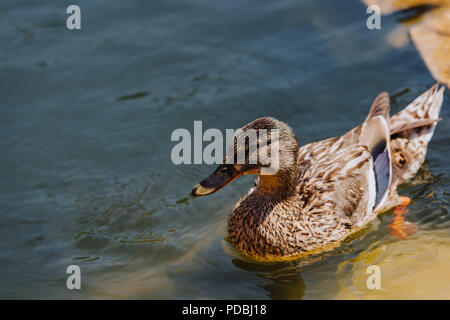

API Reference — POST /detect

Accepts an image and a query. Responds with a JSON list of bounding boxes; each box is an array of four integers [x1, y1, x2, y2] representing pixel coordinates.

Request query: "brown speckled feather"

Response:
[[225, 84, 444, 261], [380, 83, 444, 211]]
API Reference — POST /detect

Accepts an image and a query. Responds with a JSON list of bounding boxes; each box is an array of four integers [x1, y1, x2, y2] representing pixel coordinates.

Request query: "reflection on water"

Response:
[[336, 230, 450, 299], [230, 257, 310, 300], [262, 274, 307, 300], [0, 0, 449, 299]]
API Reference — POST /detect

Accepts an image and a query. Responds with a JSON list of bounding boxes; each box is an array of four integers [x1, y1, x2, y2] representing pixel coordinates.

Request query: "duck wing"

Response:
[[297, 138, 376, 234], [296, 92, 393, 230]]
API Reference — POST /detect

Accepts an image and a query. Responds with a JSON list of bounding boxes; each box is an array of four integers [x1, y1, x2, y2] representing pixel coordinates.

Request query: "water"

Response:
[[1, 0, 449, 299]]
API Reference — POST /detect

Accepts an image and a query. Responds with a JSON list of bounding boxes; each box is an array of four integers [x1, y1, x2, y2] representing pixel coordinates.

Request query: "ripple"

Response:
[[116, 91, 150, 101]]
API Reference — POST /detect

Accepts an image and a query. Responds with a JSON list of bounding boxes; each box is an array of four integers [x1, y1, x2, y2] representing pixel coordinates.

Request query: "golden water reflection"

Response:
[[335, 230, 450, 299]]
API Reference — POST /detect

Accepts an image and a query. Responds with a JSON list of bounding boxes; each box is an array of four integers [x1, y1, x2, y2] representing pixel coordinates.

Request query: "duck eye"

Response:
[[218, 167, 228, 175]]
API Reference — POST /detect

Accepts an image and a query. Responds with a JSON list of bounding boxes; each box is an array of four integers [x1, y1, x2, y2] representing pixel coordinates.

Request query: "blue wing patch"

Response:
[[372, 140, 391, 208]]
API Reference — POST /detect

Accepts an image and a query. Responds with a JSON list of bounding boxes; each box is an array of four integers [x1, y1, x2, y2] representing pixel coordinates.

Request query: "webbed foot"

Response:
[[389, 196, 418, 240]]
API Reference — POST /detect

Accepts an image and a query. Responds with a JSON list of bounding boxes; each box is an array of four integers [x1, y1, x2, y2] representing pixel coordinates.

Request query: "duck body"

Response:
[[228, 136, 375, 260], [193, 84, 444, 261]]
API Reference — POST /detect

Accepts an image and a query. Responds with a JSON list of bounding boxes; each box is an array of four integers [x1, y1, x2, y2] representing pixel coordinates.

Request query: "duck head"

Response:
[[192, 117, 300, 197]]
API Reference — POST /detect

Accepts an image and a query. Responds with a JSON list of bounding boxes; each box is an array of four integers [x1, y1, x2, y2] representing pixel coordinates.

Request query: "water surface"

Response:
[[0, 0, 449, 299]]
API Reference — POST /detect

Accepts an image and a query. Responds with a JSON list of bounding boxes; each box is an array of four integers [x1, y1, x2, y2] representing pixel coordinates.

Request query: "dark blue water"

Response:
[[1, 0, 449, 299]]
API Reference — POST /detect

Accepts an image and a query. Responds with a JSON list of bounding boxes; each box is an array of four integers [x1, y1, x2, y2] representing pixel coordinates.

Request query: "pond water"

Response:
[[0, 0, 449, 299]]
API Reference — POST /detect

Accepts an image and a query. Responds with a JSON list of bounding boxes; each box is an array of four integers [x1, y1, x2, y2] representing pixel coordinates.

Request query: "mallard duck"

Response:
[[192, 84, 444, 261]]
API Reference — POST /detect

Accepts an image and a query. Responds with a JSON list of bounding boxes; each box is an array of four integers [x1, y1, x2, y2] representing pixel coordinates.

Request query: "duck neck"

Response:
[[256, 165, 299, 200]]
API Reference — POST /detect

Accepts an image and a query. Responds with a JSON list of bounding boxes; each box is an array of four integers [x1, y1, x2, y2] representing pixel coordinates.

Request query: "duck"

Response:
[[192, 84, 444, 261]]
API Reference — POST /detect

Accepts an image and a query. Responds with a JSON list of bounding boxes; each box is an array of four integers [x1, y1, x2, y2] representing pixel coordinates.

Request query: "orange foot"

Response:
[[389, 196, 418, 240]]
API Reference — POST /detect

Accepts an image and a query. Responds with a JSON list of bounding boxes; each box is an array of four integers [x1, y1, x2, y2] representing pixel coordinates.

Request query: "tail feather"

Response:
[[365, 92, 390, 122], [342, 83, 444, 213], [384, 83, 445, 210], [390, 118, 441, 136], [390, 83, 443, 137]]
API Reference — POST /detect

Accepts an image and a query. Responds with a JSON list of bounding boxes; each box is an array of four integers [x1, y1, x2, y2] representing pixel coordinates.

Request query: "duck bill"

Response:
[[192, 164, 242, 197]]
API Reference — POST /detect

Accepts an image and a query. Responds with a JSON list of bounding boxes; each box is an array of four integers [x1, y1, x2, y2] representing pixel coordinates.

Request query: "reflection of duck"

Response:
[[193, 84, 444, 261], [230, 258, 307, 299]]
